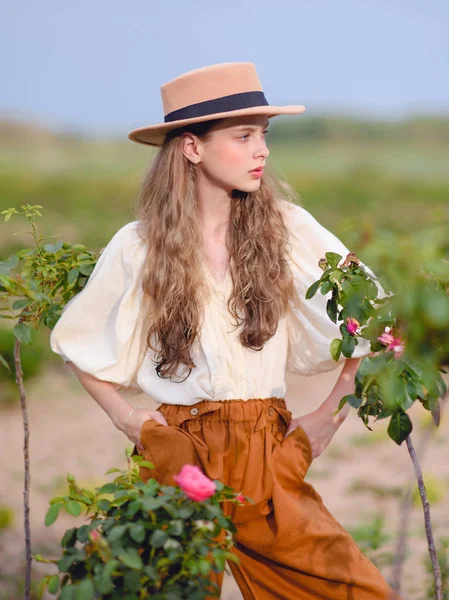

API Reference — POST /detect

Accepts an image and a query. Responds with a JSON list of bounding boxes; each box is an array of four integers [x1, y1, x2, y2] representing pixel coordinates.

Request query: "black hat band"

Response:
[[164, 90, 269, 123]]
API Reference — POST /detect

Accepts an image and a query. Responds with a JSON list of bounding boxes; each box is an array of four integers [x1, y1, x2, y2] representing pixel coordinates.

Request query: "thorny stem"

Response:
[[390, 393, 446, 594], [13, 322, 31, 600], [405, 433, 443, 599]]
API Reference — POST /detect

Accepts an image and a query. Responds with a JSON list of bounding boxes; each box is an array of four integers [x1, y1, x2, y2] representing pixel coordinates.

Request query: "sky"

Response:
[[3, 0, 449, 138]]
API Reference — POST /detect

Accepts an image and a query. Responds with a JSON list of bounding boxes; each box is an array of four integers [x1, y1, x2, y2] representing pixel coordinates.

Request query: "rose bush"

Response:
[[306, 241, 449, 599], [35, 449, 248, 599], [306, 249, 448, 444]]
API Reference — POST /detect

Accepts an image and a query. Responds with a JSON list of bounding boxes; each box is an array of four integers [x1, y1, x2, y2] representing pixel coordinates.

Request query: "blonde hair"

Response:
[[135, 118, 300, 382]]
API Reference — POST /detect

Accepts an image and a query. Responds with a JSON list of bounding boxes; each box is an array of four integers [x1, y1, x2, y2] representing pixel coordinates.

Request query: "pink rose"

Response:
[[390, 339, 405, 358], [236, 494, 245, 503], [173, 464, 216, 502], [88, 529, 100, 543], [377, 329, 405, 358], [346, 317, 360, 335], [377, 331, 395, 346]]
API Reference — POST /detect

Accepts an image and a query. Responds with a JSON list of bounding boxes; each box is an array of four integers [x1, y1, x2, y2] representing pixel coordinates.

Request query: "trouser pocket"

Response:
[[138, 419, 200, 487], [272, 423, 314, 483]]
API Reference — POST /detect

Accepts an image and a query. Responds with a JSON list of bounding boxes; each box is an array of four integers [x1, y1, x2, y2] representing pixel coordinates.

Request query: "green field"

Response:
[[1, 116, 448, 255]]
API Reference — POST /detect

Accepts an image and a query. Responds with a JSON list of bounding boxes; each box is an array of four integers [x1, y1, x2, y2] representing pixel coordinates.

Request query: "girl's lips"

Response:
[[250, 168, 264, 173]]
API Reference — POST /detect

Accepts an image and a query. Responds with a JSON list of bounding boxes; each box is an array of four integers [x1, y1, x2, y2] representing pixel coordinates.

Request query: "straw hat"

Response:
[[128, 62, 306, 147]]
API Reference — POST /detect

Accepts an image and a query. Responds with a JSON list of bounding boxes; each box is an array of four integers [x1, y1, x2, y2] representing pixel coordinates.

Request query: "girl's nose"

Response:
[[257, 141, 270, 160]]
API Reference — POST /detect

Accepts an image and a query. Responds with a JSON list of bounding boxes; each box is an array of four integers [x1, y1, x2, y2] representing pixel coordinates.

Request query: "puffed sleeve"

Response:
[[49, 221, 150, 392], [280, 200, 387, 376]]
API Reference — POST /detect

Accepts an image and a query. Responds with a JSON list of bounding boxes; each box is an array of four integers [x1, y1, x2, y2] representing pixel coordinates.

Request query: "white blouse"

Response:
[[49, 200, 382, 406]]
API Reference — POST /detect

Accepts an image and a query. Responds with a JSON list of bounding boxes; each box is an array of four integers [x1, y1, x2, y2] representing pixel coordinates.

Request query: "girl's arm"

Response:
[[65, 362, 168, 449], [286, 357, 362, 458], [316, 357, 362, 426]]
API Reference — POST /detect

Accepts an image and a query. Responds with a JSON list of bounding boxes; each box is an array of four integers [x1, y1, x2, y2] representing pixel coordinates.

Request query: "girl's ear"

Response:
[[180, 132, 202, 165]]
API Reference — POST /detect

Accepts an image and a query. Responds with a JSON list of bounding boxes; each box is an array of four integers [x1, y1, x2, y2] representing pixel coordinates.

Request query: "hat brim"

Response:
[[128, 104, 306, 147]]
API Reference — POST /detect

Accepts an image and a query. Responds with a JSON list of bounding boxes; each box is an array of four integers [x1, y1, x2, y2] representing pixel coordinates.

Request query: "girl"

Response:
[[50, 62, 401, 599]]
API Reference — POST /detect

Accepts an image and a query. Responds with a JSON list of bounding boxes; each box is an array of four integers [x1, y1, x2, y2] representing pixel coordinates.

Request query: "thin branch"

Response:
[[405, 432, 443, 599], [391, 392, 447, 594], [13, 329, 31, 600]]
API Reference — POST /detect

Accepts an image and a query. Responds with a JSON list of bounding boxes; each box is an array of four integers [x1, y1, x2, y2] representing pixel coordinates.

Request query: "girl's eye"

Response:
[[240, 130, 270, 140]]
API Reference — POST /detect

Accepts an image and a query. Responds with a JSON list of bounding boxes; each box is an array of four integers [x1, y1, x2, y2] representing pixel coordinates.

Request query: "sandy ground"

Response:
[[1, 362, 448, 600]]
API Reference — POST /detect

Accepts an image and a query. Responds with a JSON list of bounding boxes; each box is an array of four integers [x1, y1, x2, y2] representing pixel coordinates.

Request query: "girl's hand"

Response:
[[285, 409, 340, 460], [126, 408, 169, 452]]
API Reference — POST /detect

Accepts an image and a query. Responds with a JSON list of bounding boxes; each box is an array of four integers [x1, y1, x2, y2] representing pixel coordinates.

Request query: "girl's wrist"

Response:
[[314, 405, 344, 432], [113, 403, 138, 433]]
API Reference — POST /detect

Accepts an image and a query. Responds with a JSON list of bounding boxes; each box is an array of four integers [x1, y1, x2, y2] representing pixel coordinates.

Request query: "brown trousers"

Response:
[[135, 397, 401, 600]]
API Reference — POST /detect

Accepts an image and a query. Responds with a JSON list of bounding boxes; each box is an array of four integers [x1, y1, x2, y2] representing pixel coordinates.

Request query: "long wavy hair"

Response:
[[134, 117, 300, 382]]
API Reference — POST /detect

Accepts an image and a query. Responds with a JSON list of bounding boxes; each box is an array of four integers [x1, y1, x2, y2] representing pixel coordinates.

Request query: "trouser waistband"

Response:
[[157, 396, 292, 431]]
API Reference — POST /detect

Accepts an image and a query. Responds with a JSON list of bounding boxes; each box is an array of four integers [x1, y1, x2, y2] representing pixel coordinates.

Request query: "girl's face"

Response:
[[182, 114, 271, 193]]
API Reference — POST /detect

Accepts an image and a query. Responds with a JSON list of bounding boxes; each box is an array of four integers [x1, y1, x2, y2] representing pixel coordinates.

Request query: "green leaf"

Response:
[[162, 502, 179, 519], [214, 555, 226, 571], [166, 591, 184, 600], [76, 525, 91, 543], [47, 574, 60, 594], [177, 506, 194, 519], [59, 586, 75, 600], [12, 298, 32, 310], [167, 519, 184, 536], [142, 496, 167, 511], [79, 263, 95, 276], [97, 559, 119, 594], [329, 269, 343, 292], [387, 412, 413, 445], [0, 254, 20, 272], [67, 269, 79, 285], [366, 385, 379, 405], [56, 553, 79, 572], [97, 499, 111, 511], [341, 278, 353, 295], [305, 280, 321, 299], [123, 569, 141, 592], [45, 502, 63, 527], [108, 524, 128, 542], [358, 355, 389, 377], [41, 240, 64, 254], [75, 579, 95, 600], [325, 252, 343, 268], [341, 335, 356, 357], [61, 527, 77, 548], [334, 395, 348, 415], [149, 529, 169, 548], [13, 322, 33, 346], [326, 298, 338, 323], [138, 460, 155, 469], [129, 523, 146, 543], [401, 380, 417, 411], [0, 353, 11, 373], [97, 483, 120, 494], [346, 394, 363, 409], [198, 558, 212, 575], [119, 548, 143, 570], [330, 338, 342, 361], [224, 551, 240, 564], [374, 405, 394, 421], [365, 280, 380, 300], [65, 500, 82, 517], [320, 280, 334, 295]]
